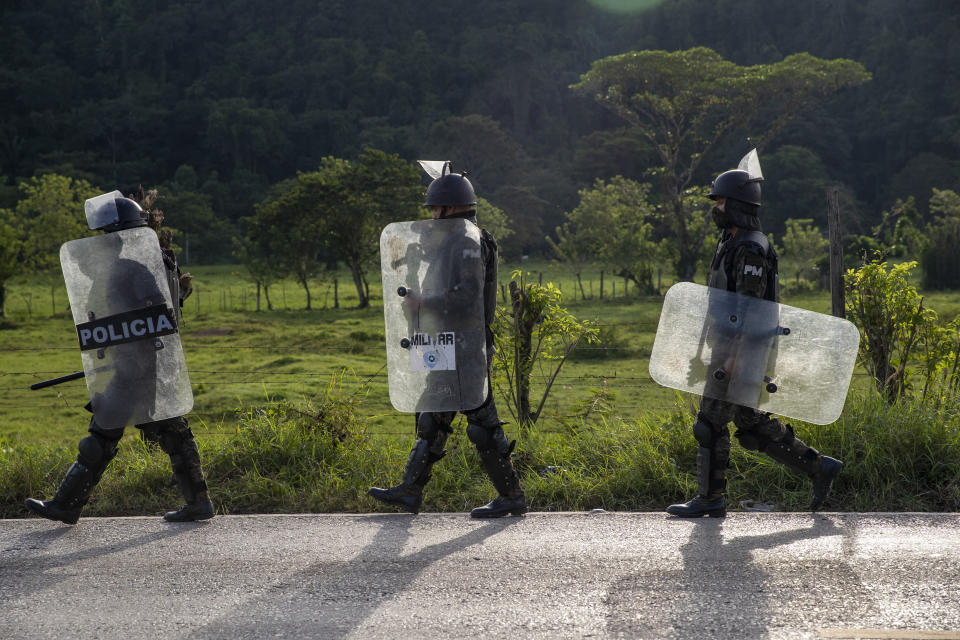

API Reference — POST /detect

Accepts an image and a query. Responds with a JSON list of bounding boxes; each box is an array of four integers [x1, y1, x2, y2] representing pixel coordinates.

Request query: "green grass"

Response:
[[0, 261, 685, 447], [1, 261, 958, 516], [2, 387, 957, 518]]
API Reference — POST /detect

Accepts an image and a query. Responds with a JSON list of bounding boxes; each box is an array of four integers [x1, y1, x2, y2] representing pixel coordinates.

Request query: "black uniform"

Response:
[[668, 209, 842, 517], [25, 227, 212, 525], [369, 220, 526, 518]]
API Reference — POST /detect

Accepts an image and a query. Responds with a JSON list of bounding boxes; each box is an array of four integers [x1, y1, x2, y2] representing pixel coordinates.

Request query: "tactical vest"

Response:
[[707, 230, 779, 303]]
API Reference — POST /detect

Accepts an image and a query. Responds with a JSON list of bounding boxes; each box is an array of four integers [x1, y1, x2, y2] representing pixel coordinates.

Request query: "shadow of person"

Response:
[[188, 514, 520, 639], [604, 515, 867, 638], [0, 523, 196, 608]]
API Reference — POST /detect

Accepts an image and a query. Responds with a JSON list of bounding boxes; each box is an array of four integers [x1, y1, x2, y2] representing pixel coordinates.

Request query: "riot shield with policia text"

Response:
[[60, 226, 193, 428], [649, 282, 859, 425], [380, 218, 487, 413]]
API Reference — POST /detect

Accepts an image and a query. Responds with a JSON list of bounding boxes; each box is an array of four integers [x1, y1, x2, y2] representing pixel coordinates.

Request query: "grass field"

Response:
[[3, 260, 960, 516], [0, 261, 707, 447], [0, 260, 905, 448]]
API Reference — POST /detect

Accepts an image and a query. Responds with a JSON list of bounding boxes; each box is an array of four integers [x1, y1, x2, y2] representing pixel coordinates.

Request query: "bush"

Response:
[[779, 276, 819, 296]]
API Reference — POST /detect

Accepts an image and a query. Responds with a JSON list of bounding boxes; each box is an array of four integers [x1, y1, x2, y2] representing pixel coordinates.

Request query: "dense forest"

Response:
[[1, 0, 958, 262]]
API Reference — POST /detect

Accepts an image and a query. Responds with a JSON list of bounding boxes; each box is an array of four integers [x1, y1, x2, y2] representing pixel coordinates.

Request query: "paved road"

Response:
[[1, 512, 958, 639]]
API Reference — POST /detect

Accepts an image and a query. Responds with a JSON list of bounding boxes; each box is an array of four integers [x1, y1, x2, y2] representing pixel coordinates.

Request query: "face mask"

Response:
[[712, 206, 735, 229]]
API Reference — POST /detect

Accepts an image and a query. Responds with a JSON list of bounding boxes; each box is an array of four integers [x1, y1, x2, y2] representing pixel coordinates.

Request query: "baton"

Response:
[[29, 371, 85, 391]]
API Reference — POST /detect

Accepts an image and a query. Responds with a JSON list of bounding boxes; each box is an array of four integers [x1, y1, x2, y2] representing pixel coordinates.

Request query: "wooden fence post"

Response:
[[828, 186, 845, 318]]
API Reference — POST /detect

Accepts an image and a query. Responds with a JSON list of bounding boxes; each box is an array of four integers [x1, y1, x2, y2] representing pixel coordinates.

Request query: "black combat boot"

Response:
[[810, 456, 843, 511], [368, 438, 438, 514], [24, 462, 98, 525], [667, 437, 728, 518], [761, 427, 842, 511], [367, 485, 424, 514], [164, 500, 214, 522], [164, 433, 214, 522], [666, 495, 727, 518], [471, 448, 527, 518]]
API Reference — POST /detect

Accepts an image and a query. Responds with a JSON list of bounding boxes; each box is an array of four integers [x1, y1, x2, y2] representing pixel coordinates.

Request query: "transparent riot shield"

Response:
[[649, 282, 860, 424], [83, 190, 124, 230], [60, 227, 193, 428], [380, 219, 488, 412]]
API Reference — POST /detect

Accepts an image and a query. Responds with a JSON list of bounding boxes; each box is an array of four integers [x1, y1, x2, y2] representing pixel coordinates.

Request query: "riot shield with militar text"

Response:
[[60, 226, 193, 428], [380, 218, 488, 412], [649, 282, 859, 425]]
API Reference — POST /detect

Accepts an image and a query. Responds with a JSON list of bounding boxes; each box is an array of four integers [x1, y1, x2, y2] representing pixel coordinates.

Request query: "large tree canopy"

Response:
[[571, 47, 871, 279]]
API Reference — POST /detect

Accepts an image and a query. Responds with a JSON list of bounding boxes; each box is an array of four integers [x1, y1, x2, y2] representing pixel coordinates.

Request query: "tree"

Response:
[[780, 218, 829, 286], [547, 195, 606, 300], [872, 197, 923, 259], [252, 181, 329, 310], [549, 176, 660, 296], [761, 145, 833, 234], [233, 211, 288, 311], [160, 165, 237, 265], [325, 149, 423, 308], [492, 270, 598, 433], [0, 210, 23, 317], [257, 149, 422, 309], [425, 115, 526, 193], [2, 174, 99, 315], [844, 260, 929, 402], [921, 189, 960, 289], [571, 47, 871, 280], [15, 174, 96, 274], [476, 196, 513, 248]]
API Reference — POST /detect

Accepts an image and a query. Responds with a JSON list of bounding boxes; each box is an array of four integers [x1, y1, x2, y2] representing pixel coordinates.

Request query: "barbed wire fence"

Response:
[[1, 334, 874, 438], [2, 268, 670, 319], [1, 269, 858, 439]]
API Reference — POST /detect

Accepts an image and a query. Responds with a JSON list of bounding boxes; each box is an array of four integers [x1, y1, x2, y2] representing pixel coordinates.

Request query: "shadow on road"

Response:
[[604, 514, 870, 637], [0, 521, 198, 607], [190, 514, 520, 639]]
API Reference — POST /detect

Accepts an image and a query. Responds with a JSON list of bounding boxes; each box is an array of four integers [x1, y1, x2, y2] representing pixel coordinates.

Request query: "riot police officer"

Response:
[[25, 194, 213, 525], [666, 157, 843, 518], [368, 167, 527, 518]]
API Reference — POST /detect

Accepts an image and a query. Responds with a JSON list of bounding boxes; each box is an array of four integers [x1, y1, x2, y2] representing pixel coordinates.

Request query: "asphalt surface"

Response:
[[1, 512, 959, 639]]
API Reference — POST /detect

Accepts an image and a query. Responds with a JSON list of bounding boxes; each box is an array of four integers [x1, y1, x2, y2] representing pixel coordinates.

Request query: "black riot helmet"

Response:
[[425, 163, 477, 207], [100, 197, 149, 232], [709, 169, 762, 207]]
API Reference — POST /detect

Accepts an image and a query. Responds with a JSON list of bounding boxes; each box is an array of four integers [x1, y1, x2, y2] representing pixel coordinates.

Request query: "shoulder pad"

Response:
[[735, 230, 769, 256]]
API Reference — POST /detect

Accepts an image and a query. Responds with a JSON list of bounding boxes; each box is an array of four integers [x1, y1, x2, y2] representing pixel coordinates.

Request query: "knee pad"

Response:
[[692, 416, 723, 448], [463, 390, 500, 429], [466, 422, 510, 454], [77, 432, 119, 468], [416, 412, 453, 443]]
